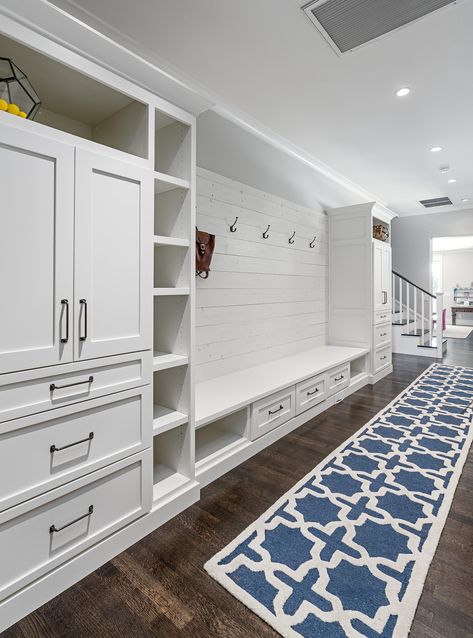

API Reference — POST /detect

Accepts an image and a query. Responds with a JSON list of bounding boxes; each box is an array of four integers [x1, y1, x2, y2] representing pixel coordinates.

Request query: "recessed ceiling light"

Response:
[[461, 198, 470, 203], [448, 179, 457, 183], [439, 165, 450, 174], [430, 146, 443, 153], [396, 87, 410, 97]]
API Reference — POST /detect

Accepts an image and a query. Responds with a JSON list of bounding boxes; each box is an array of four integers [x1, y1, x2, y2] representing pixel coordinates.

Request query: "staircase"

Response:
[[391, 271, 447, 359]]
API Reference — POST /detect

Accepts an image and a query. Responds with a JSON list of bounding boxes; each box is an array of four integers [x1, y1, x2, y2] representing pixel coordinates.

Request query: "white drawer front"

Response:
[[296, 375, 326, 415], [327, 364, 350, 396], [0, 352, 151, 424], [251, 388, 295, 440], [0, 451, 151, 602], [373, 323, 391, 348], [373, 345, 392, 373], [0, 386, 152, 511], [374, 310, 391, 325]]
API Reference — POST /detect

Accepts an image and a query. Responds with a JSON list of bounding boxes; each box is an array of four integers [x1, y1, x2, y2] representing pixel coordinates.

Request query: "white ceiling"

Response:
[[49, 0, 473, 216]]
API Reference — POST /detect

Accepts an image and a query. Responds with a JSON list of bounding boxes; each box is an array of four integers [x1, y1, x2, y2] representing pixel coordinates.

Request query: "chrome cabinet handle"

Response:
[[49, 505, 94, 534], [50, 376, 94, 392], [380, 332, 387, 337], [307, 388, 319, 396], [50, 432, 94, 453], [380, 356, 388, 360], [269, 404, 284, 415], [80, 299, 88, 341], [380, 315, 387, 319], [60, 299, 69, 344], [382, 291, 388, 304], [334, 375, 344, 381]]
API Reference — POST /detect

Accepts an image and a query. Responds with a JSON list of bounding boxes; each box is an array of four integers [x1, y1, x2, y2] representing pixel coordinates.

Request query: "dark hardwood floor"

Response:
[[3, 337, 473, 638]]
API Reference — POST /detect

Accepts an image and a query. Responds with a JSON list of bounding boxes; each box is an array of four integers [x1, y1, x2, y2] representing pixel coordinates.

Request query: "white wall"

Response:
[[196, 168, 327, 382], [392, 209, 473, 291], [435, 249, 473, 324]]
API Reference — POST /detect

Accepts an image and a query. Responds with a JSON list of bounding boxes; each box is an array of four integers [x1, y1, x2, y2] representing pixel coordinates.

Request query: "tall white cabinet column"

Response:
[[328, 202, 396, 383]]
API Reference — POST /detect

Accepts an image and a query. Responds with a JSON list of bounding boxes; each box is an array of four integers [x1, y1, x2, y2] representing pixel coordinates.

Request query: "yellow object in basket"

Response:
[[7, 103, 20, 116], [0, 99, 8, 111], [18, 111, 27, 118]]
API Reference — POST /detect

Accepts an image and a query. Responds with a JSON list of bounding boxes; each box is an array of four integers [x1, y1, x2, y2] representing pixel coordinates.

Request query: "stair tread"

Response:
[[401, 329, 430, 337], [392, 320, 414, 326], [418, 337, 448, 349]]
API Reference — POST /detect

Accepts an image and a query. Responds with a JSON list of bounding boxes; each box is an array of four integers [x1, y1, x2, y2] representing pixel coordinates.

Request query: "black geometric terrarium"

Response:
[[0, 57, 41, 119]]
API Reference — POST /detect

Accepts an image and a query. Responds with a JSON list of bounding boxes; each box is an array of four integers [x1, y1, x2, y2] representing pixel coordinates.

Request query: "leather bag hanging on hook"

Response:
[[196, 227, 215, 279]]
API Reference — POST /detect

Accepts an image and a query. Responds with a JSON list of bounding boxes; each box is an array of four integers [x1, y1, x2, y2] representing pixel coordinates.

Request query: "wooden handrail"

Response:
[[392, 271, 436, 299]]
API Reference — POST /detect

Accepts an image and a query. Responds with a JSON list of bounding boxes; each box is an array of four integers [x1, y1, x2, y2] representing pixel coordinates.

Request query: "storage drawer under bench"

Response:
[[295, 374, 326, 414], [0, 450, 152, 602], [327, 364, 350, 396], [0, 386, 152, 511], [0, 352, 152, 424], [250, 387, 295, 440]]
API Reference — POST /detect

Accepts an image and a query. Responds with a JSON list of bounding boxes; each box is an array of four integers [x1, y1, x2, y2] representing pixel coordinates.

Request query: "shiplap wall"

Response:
[[196, 167, 328, 382]]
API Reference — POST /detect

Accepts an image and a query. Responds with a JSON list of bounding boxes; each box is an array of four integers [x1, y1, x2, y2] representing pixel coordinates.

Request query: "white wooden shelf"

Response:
[[195, 428, 246, 465], [152, 467, 191, 502], [153, 351, 189, 371], [153, 405, 188, 434], [154, 171, 190, 194], [153, 287, 190, 296], [153, 235, 189, 248]]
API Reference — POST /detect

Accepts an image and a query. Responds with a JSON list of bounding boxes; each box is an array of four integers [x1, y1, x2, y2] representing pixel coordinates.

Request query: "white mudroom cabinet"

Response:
[[0, 125, 152, 374]]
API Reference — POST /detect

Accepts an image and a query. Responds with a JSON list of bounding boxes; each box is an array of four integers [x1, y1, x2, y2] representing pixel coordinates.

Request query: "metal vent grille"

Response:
[[303, 0, 457, 54], [419, 197, 453, 208]]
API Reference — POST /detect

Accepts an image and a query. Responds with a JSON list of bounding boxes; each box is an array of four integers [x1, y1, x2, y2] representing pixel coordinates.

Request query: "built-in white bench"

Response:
[[195, 345, 369, 486]]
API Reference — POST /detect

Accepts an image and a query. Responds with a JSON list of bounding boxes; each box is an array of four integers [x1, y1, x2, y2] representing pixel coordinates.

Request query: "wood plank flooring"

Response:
[[3, 338, 473, 638]]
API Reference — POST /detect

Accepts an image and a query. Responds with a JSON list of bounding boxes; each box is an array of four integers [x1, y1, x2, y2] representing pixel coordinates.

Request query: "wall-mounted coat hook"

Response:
[[289, 231, 296, 244], [230, 216, 238, 233], [309, 236, 316, 248], [262, 224, 270, 239]]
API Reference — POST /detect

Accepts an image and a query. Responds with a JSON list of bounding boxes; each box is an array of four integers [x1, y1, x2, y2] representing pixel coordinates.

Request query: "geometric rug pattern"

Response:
[[205, 364, 473, 638]]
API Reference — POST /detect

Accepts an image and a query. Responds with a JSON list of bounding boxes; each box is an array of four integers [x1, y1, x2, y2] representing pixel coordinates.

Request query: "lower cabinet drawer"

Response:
[[327, 365, 350, 396], [373, 322, 392, 347], [0, 352, 152, 424], [0, 386, 152, 512], [251, 387, 295, 440], [0, 450, 152, 602], [374, 309, 391, 325], [295, 374, 326, 414], [373, 344, 392, 373]]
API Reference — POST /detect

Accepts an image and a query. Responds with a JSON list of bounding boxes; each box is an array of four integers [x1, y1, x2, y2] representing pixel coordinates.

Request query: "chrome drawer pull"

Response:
[[50, 432, 94, 454], [50, 376, 94, 392], [380, 333, 387, 337], [269, 404, 284, 415], [334, 375, 344, 382], [49, 505, 94, 534], [307, 388, 319, 396], [380, 355, 388, 360], [380, 315, 387, 319]]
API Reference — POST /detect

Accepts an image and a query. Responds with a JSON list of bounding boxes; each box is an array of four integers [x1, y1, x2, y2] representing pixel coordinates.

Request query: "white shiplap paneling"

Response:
[[196, 167, 328, 381]]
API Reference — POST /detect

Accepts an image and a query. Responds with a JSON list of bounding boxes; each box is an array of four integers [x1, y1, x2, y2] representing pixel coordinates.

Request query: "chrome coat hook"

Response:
[[263, 224, 270, 239], [310, 236, 316, 248], [289, 231, 296, 244], [230, 216, 238, 233]]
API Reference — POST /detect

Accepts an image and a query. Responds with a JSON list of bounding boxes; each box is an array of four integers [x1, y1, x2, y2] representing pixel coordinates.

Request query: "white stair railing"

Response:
[[392, 271, 445, 358]]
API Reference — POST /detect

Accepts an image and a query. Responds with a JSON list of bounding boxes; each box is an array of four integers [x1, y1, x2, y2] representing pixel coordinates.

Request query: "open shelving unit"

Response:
[[152, 107, 195, 502]]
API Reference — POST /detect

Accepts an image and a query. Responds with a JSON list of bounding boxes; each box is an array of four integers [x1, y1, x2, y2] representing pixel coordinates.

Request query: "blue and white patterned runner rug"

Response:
[[205, 364, 473, 638]]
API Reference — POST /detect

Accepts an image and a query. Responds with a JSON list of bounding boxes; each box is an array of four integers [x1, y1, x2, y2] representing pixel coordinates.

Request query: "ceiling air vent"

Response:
[[302, 0, 457, 55], [419, 197, 453, 209]]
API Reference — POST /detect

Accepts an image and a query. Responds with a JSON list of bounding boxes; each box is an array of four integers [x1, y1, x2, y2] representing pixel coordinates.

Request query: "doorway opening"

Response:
[[431, 236, 473, 337]]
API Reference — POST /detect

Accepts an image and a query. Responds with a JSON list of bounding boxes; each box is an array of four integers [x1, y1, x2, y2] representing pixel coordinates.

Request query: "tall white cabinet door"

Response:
[[74, 149, 152, 360], [0, 124, 74, 374], [373, 242, 392, 310]]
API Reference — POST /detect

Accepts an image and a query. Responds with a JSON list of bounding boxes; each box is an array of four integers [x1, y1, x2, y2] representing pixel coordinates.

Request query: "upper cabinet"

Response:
[[0, 123, 152, 375], [0, 124, 74, 374], [74, 149, 152, 360]]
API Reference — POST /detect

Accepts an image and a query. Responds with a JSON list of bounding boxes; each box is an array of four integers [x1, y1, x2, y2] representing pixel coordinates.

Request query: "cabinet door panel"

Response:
[[373, 242, 392, 311], [381, 244, 392, 303], [0, 123, 74, 374], [74, 150, 152, 360]]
